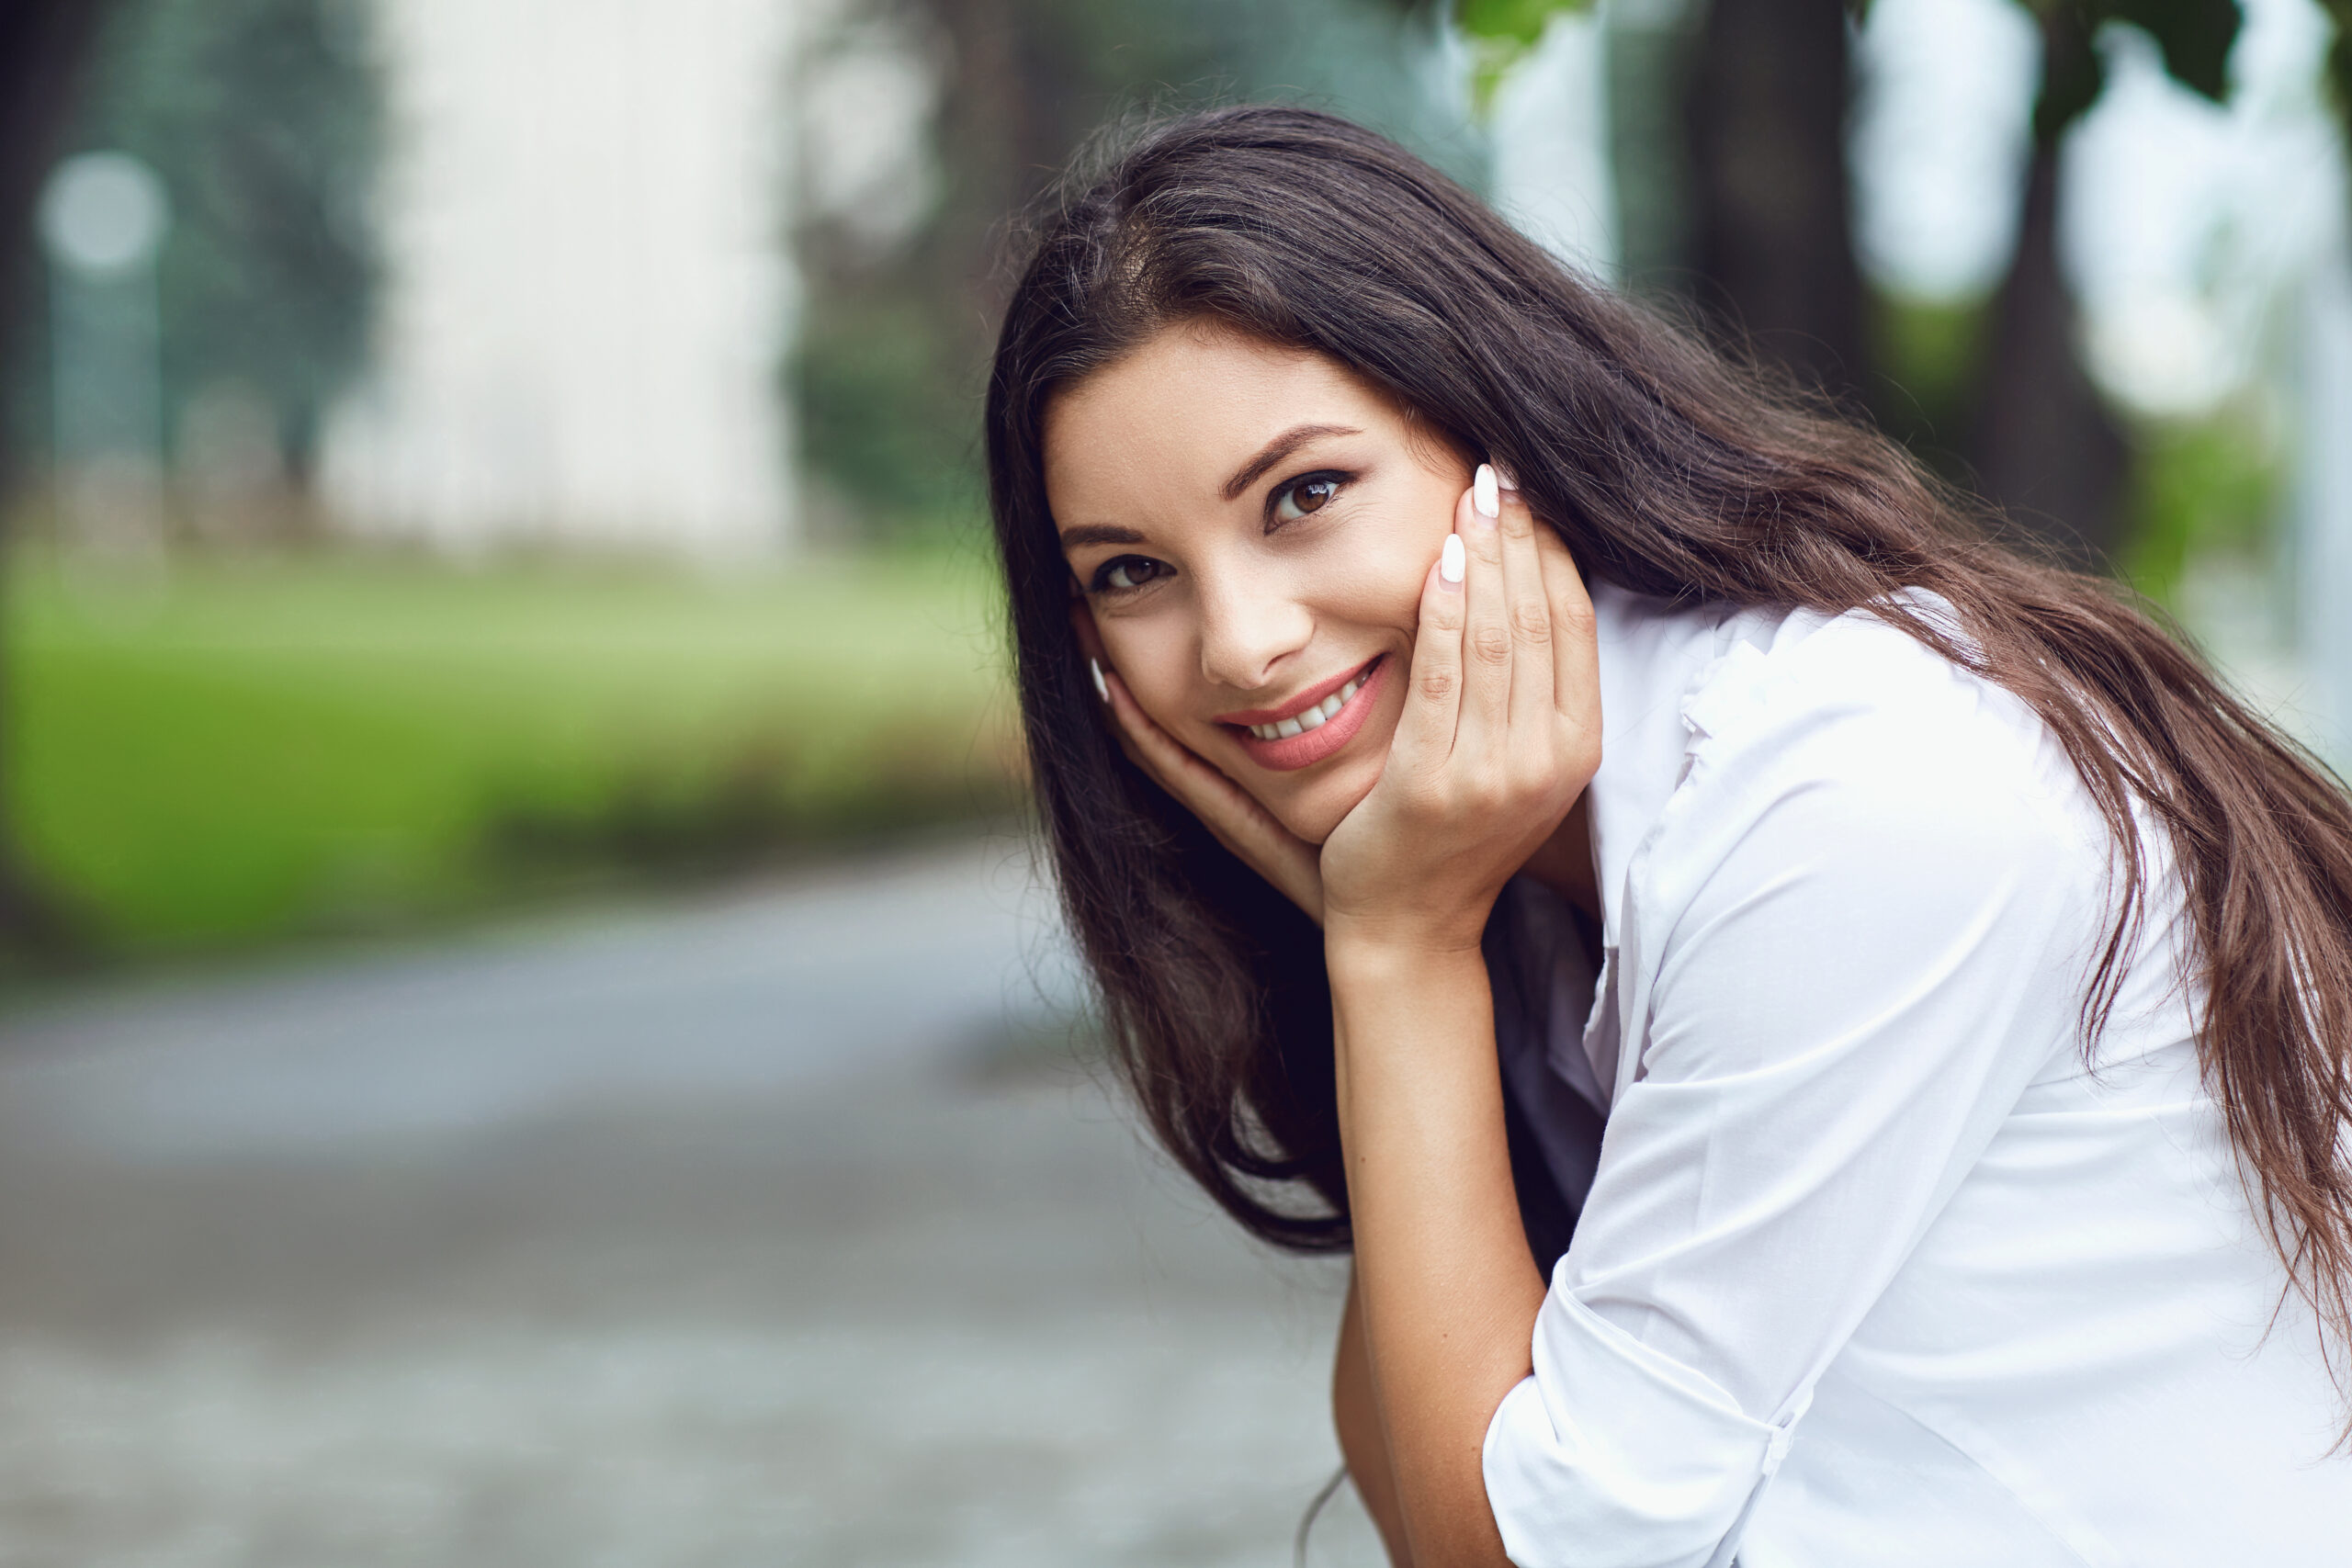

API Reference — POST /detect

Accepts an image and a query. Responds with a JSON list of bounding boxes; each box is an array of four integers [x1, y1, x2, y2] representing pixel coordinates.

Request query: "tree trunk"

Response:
[[1967, 139, 2129, 570], [0, 0, 116, 957], [1963, 4, 2129, 570], [1683, 0, 1867, 403]]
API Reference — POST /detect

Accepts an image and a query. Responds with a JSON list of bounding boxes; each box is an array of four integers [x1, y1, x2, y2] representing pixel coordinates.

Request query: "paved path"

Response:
[[0, 840, 1375, 1566]]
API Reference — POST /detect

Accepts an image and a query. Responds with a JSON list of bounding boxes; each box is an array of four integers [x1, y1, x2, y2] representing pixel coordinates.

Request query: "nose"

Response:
[[1194, 562, 1313, 694]]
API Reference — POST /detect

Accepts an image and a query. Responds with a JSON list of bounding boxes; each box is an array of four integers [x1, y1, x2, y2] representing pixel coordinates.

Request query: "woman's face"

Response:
[[1045, 322, 1468, 843]]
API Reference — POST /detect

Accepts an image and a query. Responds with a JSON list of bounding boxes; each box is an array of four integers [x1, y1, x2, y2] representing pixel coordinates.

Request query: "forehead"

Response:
[[1043, 324, 1395, 513]]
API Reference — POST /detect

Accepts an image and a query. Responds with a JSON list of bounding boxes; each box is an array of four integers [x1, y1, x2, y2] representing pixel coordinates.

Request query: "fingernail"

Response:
[[1440, 533, 1465, 586], [1090, 658, 1109, 702], [1493, 461, 1519, 491], [1473, 463, 1500, 522]]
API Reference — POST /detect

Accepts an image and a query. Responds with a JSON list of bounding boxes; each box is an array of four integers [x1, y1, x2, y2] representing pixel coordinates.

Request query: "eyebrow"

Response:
[[1057, 523, 1146, 550], [1219, 423, 1362, 502]]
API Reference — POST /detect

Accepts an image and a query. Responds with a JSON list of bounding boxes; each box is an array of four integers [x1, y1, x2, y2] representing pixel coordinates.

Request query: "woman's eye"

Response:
[[1094, 556, 1169, 593], [1272, 474, 1342, 525]]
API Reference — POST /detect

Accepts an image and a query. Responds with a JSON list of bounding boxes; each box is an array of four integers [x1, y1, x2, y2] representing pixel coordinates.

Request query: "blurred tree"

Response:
[[1686, 0, 1866, 402], [1487, 0, 2247, 574], [2320, 0, 2352, 175], [0, 0, 117, 956], [0, 4, 114, 498], [1463, 0, 1868, 401], [1602, 5, 1699, 299], [61, 0, 382, 488], [1963, 0, 2239, 568]]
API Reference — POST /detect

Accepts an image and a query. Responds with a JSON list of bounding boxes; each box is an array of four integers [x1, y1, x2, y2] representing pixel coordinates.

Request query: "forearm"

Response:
[[1329, 937, 1546, 1568], [1335, 1269, 1415, 1567]]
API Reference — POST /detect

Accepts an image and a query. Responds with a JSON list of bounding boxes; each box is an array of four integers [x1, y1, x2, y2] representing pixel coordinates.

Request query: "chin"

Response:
[[1271, 761, 1381, 846]]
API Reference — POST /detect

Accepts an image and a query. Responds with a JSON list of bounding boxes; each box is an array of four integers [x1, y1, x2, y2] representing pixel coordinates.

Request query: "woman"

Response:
[[985, 107, 2352, 1566]]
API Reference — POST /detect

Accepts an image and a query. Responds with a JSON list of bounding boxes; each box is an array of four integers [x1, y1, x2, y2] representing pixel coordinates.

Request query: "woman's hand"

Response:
[[1093, 658, 1328, 923], [1319, 465, 1600, 956], [1318, 468, 1593, 1568]]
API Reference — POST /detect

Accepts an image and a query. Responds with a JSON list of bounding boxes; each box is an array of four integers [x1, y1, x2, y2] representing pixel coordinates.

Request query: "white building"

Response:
[[322, 0, 808, 558]]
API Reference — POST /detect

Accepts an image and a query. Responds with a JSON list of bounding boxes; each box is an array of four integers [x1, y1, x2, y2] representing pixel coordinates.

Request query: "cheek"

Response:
[[1094, 618, 1193, 731], [1322, 495, 1452, 621]]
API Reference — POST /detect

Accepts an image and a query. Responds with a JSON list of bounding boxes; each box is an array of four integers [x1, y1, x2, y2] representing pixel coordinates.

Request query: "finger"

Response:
[[1102, 664, 1223, 807], [1389, 540, 1466, 775], [1532, 525, 1600, 728], [1101, 669, 1324, 919], [1495, 469, 1555, 736], [1101, 669, 1265, 843], [1453, 466, 1513, 755]]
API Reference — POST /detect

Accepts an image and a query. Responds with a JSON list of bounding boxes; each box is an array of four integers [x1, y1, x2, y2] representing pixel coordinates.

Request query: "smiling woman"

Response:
[[985, 107, 2352, 1567]]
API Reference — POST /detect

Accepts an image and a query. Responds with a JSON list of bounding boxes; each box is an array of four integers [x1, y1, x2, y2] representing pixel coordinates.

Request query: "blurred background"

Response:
[[0, 0, 2343, 1561]]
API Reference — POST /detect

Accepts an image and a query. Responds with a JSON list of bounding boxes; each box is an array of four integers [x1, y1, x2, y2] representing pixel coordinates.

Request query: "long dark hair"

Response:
[[984, 107, 2352, 1371]]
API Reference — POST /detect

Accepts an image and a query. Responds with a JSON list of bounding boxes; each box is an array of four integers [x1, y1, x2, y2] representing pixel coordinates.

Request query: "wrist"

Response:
[[1323, 921, 1487, 985]]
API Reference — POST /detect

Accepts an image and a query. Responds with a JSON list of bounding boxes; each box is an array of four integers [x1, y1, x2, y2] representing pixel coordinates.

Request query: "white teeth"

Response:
[[1246, 670, 1369, 742]]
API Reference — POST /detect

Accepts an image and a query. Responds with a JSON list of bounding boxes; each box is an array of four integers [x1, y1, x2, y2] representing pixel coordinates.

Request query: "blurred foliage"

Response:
[[1866, 290, 1992, 480], [1841, 0, 2242, 132], [2119, 413, 2283, 606], [2018, 0, 2238, 141], [1454, 0, 1592, 108], [1455, 0, 1587, 41], [791, 0, 1479, 547], [15, 0, 379, 477], [797, 294, 982, 541], [1868, 289, 2282, 605], [10, 552, 1016, 953]]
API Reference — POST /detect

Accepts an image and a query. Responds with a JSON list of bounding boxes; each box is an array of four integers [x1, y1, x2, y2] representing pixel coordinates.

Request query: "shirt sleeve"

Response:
[[1483, 631, 2107, 1568]]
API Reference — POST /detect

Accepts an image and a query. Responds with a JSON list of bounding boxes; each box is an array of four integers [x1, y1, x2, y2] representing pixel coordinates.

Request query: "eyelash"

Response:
[[1090, 556, 1167, 594], [1084, 468, 1356, 598], [1270, 469, 1351, 529]]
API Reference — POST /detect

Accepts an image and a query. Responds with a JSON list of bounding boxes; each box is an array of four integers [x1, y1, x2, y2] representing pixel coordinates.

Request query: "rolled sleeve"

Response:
[[1486, 1291, 1798, 1568]]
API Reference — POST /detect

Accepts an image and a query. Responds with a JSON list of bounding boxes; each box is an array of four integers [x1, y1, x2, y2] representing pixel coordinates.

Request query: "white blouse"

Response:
[[1479, 583, 2352, 1567]]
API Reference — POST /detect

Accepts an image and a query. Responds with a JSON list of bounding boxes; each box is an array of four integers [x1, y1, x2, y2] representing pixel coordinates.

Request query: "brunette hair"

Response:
[[984, 107, 2352, 1374]]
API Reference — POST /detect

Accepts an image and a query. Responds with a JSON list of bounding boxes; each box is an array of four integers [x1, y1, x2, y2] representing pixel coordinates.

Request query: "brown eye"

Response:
[[1096, 556, 1169, 592], [1272, 474, 1341, 525]]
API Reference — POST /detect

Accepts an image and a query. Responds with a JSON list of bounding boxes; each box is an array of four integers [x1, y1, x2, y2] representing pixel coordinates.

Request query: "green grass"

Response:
[[8, 547, 1021, 954]]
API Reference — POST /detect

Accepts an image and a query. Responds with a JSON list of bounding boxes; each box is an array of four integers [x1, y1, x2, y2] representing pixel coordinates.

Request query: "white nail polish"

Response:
[[1441, 534, 1465, 584], [1473, 464, 1499, 520], [1090, 658, 1109, 701]]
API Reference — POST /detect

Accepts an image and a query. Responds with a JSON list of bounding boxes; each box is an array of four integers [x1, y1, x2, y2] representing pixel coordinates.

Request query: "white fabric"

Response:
[[1482, 583, 2352, 1567]]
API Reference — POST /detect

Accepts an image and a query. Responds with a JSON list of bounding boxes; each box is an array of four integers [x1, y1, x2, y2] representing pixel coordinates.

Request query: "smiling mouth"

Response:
[[1216, 656, 1389, 773], [1238, 662, 1378, 741]]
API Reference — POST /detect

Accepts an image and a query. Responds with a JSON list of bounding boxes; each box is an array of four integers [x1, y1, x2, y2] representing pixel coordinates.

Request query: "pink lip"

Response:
[[1225, 656, 1388, 773], [1215, 657, 1380, 728]]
